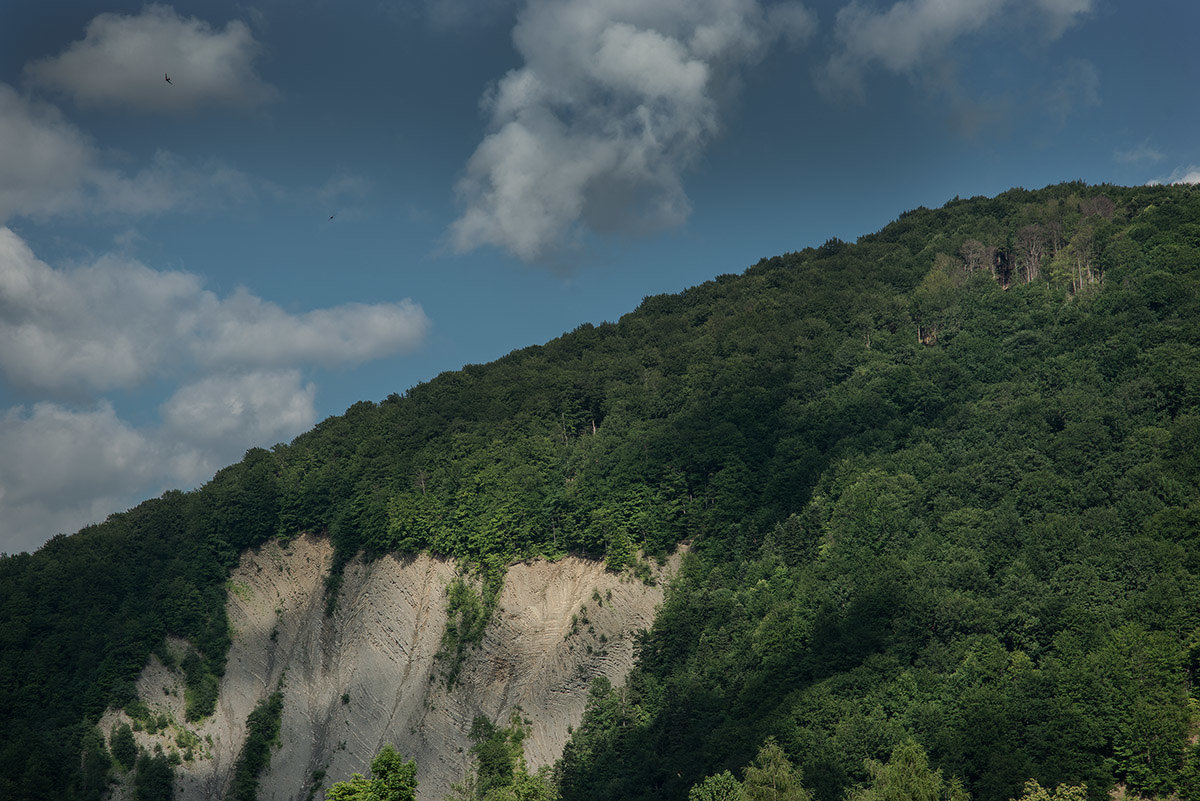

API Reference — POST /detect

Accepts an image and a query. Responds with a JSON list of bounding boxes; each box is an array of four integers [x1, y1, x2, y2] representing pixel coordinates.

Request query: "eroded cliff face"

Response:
[[103, 534, 675, 801]]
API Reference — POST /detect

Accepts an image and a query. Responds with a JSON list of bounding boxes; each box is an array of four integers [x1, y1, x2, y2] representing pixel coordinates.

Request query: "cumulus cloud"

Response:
[[1147, 166, 1200, 186], [0, 83, 257, 221], [0, 402, 158, 553], [0, 227, 203, 393], [24, 4, 276, 112], [449, 0, 816, 262], [201, 291, 430, 369], [0, 370, 319, 554], [820, 0, 1095, 100], [0, 85, 93, 219], [163, 370, 316, 448], [161, 369, 317, 484], [0, 227, 431, 396], [0, 228, 431, 552]]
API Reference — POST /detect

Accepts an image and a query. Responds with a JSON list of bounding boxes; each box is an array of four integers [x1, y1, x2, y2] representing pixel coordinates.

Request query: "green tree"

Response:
[[741, 739, 811, 801], [689, 771, 743, 801], [846, 741, 969, 801], [229, 691, 285, 801], [110, 722, 137, 771], [325, 745, 417, 801], [133, 751, 174, 801], [1008, 780, 1087, 801]]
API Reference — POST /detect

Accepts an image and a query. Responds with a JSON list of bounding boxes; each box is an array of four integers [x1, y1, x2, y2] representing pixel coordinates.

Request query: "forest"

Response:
[[0, 181, 1198, 800]]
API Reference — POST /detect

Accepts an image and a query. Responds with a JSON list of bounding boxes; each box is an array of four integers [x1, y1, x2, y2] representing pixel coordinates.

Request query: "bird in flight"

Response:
[[165, 73, 172, 84], [329, 213, 336, 220]]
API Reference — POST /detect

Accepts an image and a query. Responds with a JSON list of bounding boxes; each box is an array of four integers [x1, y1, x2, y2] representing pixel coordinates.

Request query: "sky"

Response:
[[1, 0, 1197, 554]]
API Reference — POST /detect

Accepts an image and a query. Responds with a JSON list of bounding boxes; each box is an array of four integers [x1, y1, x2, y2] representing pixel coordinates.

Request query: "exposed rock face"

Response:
[[108, 534, 674, 801]]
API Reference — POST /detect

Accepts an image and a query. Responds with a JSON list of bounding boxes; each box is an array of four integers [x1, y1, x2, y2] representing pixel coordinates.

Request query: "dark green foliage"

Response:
[[133, 751, 174, 801], [110, 722, 137, 771], [447, 714, 557, 801], [555, 183, 1200, 801], [75, 726, 112, 801], [181, 647, 220, 721], [3, 182, 1200, 799], [228, 691, 284, 801]]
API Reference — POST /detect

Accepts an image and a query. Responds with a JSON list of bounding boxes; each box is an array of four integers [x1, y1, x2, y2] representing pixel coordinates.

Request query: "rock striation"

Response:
[[103, 534, 675, 801]]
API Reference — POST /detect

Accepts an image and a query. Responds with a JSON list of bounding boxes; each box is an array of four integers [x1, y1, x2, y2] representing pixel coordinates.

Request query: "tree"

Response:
[[110, 722, 137, 771], [133, 751, 174, 801], [1009, 780, 1087, 801], [845, 741, 969, 801], [1015, 225, 1046, 283], [324, 745, 417, 801], [741, 739, 811, 801], [690, 771, 743, 801], [960, 240, 995, 277], [1080, 195, 1115, 219]]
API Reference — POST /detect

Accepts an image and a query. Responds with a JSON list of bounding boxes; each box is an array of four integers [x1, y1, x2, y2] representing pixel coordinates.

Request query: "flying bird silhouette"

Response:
[[164, 73, 172, 84]]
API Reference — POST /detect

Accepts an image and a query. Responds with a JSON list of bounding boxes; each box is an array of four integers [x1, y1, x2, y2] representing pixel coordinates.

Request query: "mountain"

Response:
[[1, 181, 1198, 801]]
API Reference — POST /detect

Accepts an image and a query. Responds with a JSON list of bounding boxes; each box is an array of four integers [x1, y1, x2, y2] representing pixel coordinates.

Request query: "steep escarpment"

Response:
[[104, 534, 676, 801]]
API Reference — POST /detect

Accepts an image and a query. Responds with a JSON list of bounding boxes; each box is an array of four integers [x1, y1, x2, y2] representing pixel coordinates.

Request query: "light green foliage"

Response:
[[846, 741, 968, 801], [439, 574, 501, 686], [741, 739, 810, 801], [1009, 780, 1087, 801], [324, 745, 417, 801], [689, 771, 743, 801]]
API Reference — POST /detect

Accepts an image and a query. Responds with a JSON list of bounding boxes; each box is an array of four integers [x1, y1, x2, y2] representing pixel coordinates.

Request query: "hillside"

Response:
[[94, 535, 674, 801], [1, 181, 1198, 801]]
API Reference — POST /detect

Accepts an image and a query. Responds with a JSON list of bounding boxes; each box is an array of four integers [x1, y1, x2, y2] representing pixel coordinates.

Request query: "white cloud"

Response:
[[0, 228, 431, 553], [0, 402, 158, 553], [163, 370, 316, 448], [820, 0, 1095, 100], [0, 227, 430, 396], [161, 369, 317, 484], [0, 83, 257, 222], [449, 0, 815, 262], [0, 85, 92, 219], [24, 4, 276, 112], [1148, 166, 1200, 186], [0, 227, 204, 393], [0, 370, 319, 554], [201, 291, 430, 369]]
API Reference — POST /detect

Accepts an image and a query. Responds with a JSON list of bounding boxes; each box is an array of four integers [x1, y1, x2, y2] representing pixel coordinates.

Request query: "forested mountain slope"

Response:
[[1, 181, 1198, 801]]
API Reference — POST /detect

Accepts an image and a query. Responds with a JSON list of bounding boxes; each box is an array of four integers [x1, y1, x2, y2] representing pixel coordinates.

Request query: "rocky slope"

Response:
[[102, 534, 677, 800]]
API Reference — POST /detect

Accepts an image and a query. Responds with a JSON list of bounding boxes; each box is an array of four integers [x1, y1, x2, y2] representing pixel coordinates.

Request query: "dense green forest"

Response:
[[1, 181, 1198, 800]]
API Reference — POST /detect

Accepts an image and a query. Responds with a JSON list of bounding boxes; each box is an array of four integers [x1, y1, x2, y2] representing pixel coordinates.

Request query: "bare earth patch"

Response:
[[108, 534, 677, 801]]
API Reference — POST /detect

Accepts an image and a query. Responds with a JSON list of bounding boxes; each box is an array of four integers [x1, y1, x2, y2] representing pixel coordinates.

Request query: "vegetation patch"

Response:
[[437, 571, 502, 687], [228, 690, 285, 801]]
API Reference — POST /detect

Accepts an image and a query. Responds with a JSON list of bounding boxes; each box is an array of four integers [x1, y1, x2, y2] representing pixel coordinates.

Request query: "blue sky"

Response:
[[1, 0, 1197, 553]]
